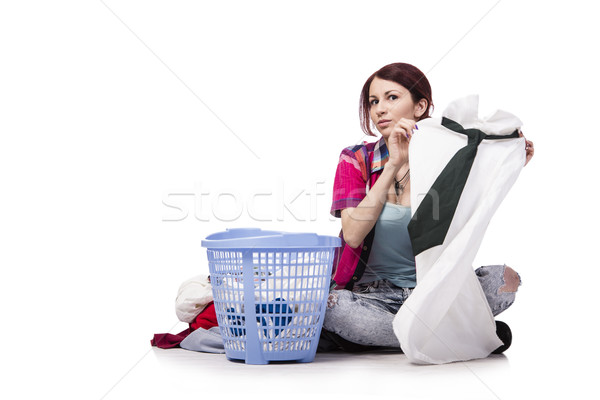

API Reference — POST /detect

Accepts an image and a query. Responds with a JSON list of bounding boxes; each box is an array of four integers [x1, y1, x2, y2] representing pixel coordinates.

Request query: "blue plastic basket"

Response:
[[202, 228, 341, 365]]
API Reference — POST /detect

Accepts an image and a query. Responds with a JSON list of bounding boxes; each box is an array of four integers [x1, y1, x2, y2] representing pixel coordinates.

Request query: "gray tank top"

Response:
[[358, 202, 416, 288]]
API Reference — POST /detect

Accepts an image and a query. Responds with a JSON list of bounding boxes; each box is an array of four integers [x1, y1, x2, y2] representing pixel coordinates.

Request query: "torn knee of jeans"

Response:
[[498, 265, 521, 294], [327, 292, 339, 309]]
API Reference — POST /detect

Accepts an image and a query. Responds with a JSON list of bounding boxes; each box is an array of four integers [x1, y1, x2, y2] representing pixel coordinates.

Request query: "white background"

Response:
[[1, 1, 597, 399]]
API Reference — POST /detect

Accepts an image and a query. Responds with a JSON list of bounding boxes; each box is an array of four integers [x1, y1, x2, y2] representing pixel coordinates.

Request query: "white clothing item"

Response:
[[175, 274, 214, 323], [219, 253, 329, 305], [392, 95, 525, 364], [257, 264, 329, 304]]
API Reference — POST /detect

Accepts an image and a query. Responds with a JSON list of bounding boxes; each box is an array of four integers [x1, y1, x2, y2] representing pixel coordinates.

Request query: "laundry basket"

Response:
[[202, 228, 341, 365]]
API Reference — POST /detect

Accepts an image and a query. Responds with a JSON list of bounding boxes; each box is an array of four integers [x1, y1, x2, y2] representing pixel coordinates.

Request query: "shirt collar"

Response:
[[443, 94, 522, 135], [371, 137, 388, 173]]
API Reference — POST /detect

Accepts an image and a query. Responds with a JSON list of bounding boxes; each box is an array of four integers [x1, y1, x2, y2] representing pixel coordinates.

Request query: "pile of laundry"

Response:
[[151, 266, 329, 353], [150, 274, 225, 353]]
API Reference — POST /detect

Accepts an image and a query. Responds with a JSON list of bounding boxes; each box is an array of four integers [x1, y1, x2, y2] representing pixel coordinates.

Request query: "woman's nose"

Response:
[[375, 103, 387, 115]]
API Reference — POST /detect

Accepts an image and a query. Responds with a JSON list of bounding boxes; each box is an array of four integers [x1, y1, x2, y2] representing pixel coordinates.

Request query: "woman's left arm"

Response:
[[519, 131, 534, 166]]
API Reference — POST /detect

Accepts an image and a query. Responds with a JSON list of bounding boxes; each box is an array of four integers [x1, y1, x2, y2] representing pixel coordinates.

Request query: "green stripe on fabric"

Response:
[[407, 117, 520, 256]]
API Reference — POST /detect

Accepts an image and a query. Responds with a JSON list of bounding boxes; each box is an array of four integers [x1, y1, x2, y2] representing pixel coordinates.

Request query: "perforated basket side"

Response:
[[207, 246, 335, 364]]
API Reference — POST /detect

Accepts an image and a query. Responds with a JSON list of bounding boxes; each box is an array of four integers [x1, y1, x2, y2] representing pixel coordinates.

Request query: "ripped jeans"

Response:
[[321, 264, 521, 349]]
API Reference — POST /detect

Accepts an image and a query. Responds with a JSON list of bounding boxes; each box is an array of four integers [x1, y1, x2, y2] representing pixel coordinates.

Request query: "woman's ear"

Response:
[[414, 98, 428, 119]]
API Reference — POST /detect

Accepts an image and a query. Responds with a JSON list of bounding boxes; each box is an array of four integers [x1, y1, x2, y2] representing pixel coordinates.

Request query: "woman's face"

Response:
[[369, 77, 421, 136]]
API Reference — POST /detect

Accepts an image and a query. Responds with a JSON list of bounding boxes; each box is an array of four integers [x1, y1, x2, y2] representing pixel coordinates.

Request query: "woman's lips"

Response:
[[378, 119, 392, 127]]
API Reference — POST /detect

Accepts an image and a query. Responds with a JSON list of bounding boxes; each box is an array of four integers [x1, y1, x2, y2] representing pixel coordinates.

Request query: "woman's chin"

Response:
[[376, 127, 389, 137]]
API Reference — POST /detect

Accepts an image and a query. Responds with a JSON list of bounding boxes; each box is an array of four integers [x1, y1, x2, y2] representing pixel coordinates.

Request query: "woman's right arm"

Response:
[[341, 164, 398, 248], [341, 129, 408, 248]]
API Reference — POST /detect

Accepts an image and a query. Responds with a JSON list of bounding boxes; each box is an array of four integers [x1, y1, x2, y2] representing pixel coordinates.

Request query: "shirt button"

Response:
[[363, 246, 368, 250], [352, 276, 358, 281]]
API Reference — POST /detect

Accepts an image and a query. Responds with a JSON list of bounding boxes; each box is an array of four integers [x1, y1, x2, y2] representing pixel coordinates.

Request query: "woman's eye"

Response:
[[370, 99, 379, 105], [389, 95, 398, 101]]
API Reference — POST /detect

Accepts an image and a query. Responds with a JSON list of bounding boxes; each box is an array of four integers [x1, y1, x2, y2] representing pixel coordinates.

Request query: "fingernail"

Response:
[[415, 124, 419, 130], [405, 132, 409, 138]]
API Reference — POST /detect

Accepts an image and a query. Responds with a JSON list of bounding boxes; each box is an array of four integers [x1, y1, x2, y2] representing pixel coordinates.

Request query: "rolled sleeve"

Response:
[[330, 147, 368, 218]]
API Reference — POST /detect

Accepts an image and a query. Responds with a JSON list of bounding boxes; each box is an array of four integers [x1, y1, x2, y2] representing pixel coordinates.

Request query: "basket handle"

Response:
[[242, 249, 267, 365]]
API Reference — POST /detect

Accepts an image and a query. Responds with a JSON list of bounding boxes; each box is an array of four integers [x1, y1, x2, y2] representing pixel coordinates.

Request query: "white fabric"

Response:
[[219, 254, 330, 305], [175, 274, 214, 323], [392, 95, 525, 364]]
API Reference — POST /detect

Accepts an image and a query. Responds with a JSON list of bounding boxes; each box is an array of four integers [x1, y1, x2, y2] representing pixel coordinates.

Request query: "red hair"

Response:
[[359, 63, 434, 136]]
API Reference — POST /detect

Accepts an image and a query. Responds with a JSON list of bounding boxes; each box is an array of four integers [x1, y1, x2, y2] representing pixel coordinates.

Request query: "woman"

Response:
[[319, 63, 534, 353]]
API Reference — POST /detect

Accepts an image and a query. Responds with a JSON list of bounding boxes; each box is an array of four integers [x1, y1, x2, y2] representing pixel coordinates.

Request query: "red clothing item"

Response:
[[150, 328, 192, 349], [151, 302, 218, 349], [190, 302, 218, 331], [330, 139, 386, 288]]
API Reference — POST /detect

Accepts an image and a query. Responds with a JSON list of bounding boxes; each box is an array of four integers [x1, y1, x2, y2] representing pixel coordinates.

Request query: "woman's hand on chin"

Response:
[[387, 118, 417, 170], [393, 118, 418, 142]]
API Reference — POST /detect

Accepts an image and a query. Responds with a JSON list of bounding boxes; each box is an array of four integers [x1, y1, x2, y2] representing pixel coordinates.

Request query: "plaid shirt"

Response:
[[330, 137, 389, 287]]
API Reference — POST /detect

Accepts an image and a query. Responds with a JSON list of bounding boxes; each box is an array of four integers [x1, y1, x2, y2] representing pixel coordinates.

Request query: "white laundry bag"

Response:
[[393, 95, 525, 364]]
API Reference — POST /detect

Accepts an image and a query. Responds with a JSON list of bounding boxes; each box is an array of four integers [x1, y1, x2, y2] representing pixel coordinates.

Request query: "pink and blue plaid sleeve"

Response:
[[330, 147, 368, 218]]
